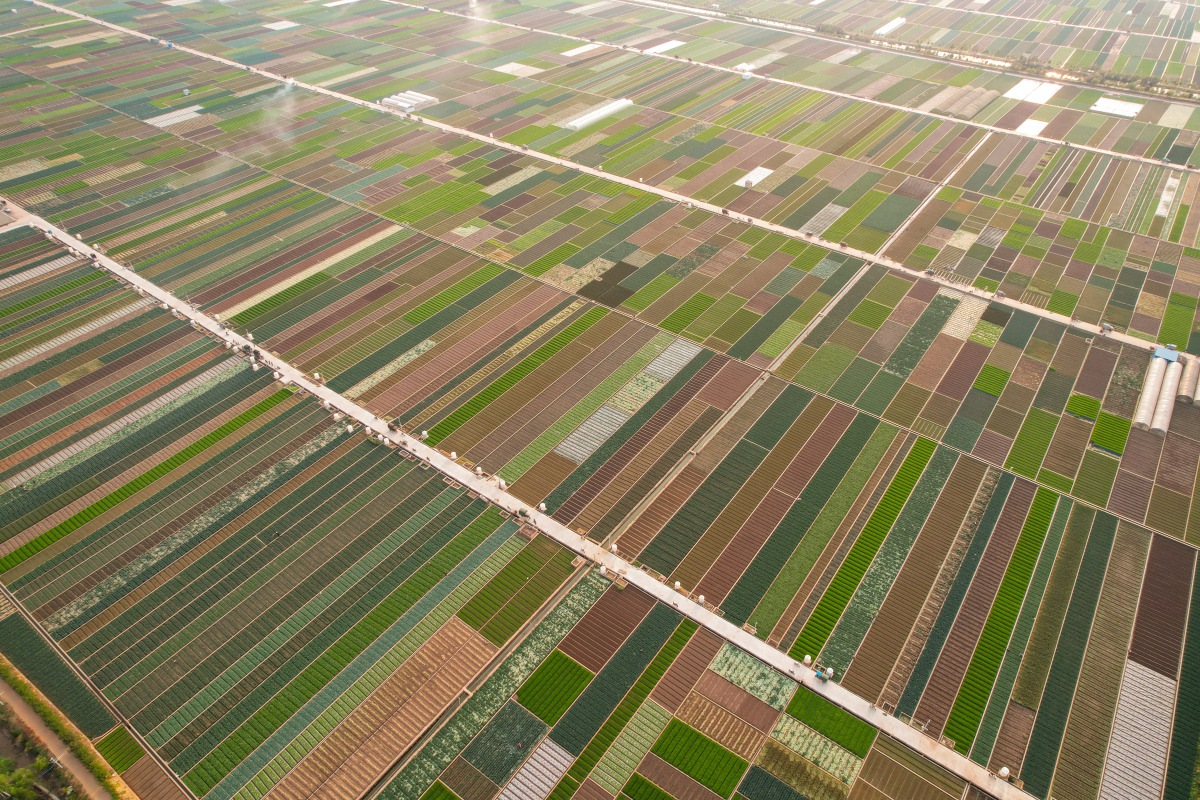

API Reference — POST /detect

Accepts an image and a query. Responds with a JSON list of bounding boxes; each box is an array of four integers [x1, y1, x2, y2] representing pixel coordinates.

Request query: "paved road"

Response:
[[0, 672, 110, 800]]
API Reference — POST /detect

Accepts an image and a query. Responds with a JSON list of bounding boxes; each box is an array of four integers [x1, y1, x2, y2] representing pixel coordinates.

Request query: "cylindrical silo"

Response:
[[1151, 359, 1183, 435], [1179, 356, 1200, 404], [1134, 356, 1167, 430]]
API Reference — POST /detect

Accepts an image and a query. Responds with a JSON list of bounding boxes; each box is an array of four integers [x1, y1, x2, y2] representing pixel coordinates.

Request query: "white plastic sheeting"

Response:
[[1180, 356, 1200, 403], [559, 99, 633, 131], [1134, 356, 1167, 430], [1151, 359, 1183, 435], [1098, 660, 1174, 800], [381, 90, 437, 111], [497, 739, 574, 800]]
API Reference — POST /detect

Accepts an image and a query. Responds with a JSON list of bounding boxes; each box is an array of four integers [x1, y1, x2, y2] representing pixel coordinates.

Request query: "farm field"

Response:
[[775, 262, 1200, 544], [385, 578, 926, 800], [12, 0, 1200, 346], [567, 0, 1200, 85], [0, 231, 582, 800], [2, 2, 1200, 800]]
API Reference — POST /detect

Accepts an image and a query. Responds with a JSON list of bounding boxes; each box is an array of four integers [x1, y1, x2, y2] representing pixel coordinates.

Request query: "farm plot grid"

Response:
[[16, 0, 1200, 345], [379, 556, 1200, 800], [396, 0, 1200, 166], [3, 3, 1200, 800], [565, 0, 1200, 85], [610, 371, 1200, 799], [772, 264, 1200, 545], [0, 21, 900, 368], [0, 233, 585, 800]]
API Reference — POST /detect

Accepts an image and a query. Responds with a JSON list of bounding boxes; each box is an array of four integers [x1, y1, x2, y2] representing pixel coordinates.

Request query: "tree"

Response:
[[0, 756, 40, 800]]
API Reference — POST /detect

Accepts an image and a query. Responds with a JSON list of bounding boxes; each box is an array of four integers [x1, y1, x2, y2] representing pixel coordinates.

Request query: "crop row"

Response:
[[425, 307, 608, 445], [820, 446, 958, 675], [462, 700, 550, 785], [650, 718, 749, 798], [784, 688, 875, 759], [969, 497, 1072, 766], [1164, 558, 1200, 800], [896, 474, 1015, 717], [942, 488, 1058, 752], [723, 416, 883, 629], [178, 492, 500, 793], [224, 518, 520, 800], [94, 727, 145, 774], [744, 422, 897, 639], [457, 538, 565, 632], [378, 573, 608, 800], [1018, 512, 1117, 797], [84, 443, 400, 687], [517, 650, 595, 725], [790, 438, 936, 661], [0, 612, 115, 738], [546, 618, 697, 799]]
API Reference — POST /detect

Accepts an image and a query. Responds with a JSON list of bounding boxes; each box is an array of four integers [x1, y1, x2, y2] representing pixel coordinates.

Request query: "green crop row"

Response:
[[784, 688, 875, 758], [1064, 393, 1101, 420], [426, 307, 607, 444], [820, 446, 958, 673], [403, 264, 505, 325], [639, 439, 769, 576], [622, 773, 674, 800], [942, 488, 1058, 752], [89, 444, 393, 690], [650, 719, 748, 798], [660, 293, 717, 334], [1090, 412, 1131, 455], [790, 438, 936, 660], [898, 473, 1015, 717], [546, 617, 696, 799], [883, 295, 959, 378], [462, 700, 549, 785], [971, 497, 1072, 765], [517, 650, 594, 725], [0, 388, 290, 573], [0, 363, 262, 547], [111, 455, 422, 704], [179, 489, 489, 792], [418, 782, 458, 800], [94, 726, 144, 774], [972, 364, 1010, 397], [1019, 513, 1116, 797], [478, 549, 577, 646], [144, 490, 482, 742], [1163, 558, 1200, 800], [228, 272, 331, 327], [743, 420, 892, 633], [1005, 409, 1059, 479], [458, 538, 562, 631], [227, 516, 517, 800], [550, 604, 683, 757], [0, 269, 104, 319]]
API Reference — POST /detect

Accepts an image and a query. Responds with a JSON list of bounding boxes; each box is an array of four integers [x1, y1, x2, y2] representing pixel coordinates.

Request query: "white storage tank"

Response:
[[1134, 356, 1167, 430], [1151, 359, 1183, 435], [1179, 356, 1199, 404]]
